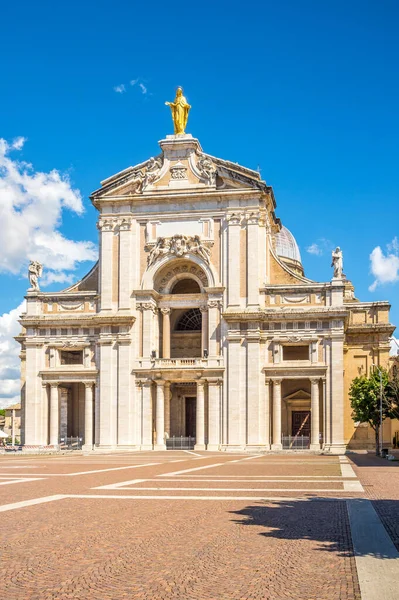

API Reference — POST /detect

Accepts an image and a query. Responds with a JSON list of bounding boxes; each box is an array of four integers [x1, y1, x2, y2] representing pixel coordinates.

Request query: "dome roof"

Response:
[[275, 226, 302, 263]]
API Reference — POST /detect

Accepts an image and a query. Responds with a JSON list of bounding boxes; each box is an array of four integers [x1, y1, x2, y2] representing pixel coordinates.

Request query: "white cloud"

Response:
[[113, 84, 126, 93], [0, 301, 25, 408], [0, 138, 97, 282], [369, 238, 399, 292], [306, 243, 322, 256], [139, 83, 147, 95], [306, 238, 333, 257], [390, 337, 399, 356], [130, 79, 138, 86]]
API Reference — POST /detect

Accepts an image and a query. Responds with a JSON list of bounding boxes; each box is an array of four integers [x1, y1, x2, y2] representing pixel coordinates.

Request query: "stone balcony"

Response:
[[134, 356, 224, 380]]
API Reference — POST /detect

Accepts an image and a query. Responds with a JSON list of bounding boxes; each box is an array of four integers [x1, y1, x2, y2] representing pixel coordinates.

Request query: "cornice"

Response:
[[222, 307, 348, 321], [19, 314, 135, 327]]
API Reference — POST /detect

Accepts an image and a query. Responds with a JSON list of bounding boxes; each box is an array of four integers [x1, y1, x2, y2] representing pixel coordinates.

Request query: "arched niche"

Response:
[[152, 259, 210, 294], [142, 254, 218, 292]]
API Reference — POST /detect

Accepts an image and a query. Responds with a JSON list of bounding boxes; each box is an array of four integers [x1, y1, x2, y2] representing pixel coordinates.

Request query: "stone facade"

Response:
[[17, 133, 395, 452]]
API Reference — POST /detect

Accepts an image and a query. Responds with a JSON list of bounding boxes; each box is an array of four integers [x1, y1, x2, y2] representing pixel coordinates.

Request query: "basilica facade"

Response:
[[18, 131, 395, 453]]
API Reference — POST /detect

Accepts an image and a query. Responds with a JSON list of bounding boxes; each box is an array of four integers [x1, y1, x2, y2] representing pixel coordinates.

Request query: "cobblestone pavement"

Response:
[[347, 452, 399, 551], [0, 451, 378, 599]]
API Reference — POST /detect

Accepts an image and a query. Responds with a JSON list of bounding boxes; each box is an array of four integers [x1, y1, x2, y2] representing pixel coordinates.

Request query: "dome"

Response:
[[274, 226, 302, 263]]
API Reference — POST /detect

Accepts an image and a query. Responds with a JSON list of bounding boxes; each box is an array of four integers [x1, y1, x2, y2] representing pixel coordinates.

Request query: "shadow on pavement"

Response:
[[347, 453, 399, 468], [229, 497, 399, 558]]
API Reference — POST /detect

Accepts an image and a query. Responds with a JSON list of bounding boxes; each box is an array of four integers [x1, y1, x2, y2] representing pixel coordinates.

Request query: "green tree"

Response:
[[0, 409, 5, 417], [349, 368, 394, 456]]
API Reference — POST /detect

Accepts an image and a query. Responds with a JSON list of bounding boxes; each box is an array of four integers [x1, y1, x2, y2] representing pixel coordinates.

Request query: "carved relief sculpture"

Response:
[[28, 260, 43, 292], [165, 87, 191, 135], [142, 156, 163, 189], [147, 234, 212, 266], [197, 154, 217, 185]]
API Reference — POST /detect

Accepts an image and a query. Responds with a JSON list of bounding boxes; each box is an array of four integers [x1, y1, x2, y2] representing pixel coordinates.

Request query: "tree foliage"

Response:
[[349, 368, 398, 455]]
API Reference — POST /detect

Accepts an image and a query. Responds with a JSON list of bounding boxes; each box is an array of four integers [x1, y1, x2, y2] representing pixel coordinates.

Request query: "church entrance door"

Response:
[[292, 411, 311, 437], [185, 397, 197, 437]]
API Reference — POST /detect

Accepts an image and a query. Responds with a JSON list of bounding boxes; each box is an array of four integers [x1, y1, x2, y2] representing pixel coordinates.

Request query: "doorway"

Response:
[[185, 397, 196, 437], [292, 411, 311, 437]]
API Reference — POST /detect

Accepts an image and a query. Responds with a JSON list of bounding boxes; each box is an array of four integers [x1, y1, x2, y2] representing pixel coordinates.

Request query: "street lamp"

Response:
[[372, 364, 383, 456]]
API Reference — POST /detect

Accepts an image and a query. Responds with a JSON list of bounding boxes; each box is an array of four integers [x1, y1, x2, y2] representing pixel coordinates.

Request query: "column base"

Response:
[[82, 444, 94, 451], [323, 444, 347, 455], [140, 444, 154, 451], [154, 444, 166, 451], [271, 443, 283, 451], [206, 444, 220, 451], [310, 443, 321, 451], [194, 444, 206, 451]]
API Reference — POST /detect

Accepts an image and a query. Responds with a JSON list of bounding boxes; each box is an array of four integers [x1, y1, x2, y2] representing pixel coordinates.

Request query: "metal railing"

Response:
[[59, 437, 83, 450], [166, 436, 196, 450], [282, 435, 310, 450]]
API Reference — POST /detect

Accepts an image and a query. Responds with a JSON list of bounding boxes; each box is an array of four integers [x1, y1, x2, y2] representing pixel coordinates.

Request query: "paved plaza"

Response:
[[0, 452, 398, 599]]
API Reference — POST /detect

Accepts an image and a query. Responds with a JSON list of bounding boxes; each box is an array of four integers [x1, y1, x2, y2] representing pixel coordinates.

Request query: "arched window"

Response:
[[175, 308, 202, 331], [171, 279, 201, 294]]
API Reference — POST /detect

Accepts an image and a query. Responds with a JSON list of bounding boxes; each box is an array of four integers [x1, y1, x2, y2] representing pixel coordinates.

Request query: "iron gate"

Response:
[[166, 436, 196, 450]]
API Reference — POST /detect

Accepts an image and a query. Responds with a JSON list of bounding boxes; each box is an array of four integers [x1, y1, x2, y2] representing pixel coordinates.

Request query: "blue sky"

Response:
[[0, 0, 398, 406]]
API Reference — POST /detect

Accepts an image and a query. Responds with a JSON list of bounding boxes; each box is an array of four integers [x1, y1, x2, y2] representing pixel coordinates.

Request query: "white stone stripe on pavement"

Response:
[[347, 499, 399, 600]]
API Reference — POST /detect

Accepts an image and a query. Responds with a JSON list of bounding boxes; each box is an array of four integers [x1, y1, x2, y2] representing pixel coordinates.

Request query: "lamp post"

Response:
[[372, 364, 383, 456]]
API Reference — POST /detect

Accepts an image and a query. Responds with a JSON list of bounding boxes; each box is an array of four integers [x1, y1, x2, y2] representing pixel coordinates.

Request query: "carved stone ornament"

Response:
[[246, 211, 260, 225], [58, 301, 85, 312], [282, 295, 310, 304], [207, 300, 221, 309], [170, 161, 187, 180], [226, 212, 242, 226], [197, 154, 217, 185], [147, 234, 212, 267], [137, 302, 157, 313], [142, 156, 163, 190], [157, 263, 208, 293]]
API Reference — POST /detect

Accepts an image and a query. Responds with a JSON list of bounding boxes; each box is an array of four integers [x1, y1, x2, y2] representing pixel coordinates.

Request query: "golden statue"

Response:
[[165, 87, 191, 135]]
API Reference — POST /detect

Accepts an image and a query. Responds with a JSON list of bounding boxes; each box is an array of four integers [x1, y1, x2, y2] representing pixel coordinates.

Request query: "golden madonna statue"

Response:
[[165, 87, 191, 135]]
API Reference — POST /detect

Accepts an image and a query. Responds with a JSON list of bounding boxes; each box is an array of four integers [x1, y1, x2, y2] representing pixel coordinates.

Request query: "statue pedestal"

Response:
[[159, 134, 202, 162]]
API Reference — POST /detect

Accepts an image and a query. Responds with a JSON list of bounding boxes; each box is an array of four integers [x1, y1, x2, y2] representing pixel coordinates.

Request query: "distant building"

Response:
[[4, 403, 21, 442], [17, 127, 395, 452]]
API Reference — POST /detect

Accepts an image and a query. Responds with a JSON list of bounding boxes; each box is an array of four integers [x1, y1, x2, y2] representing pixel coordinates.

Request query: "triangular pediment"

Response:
[[90, 135, 270, 202], [284, 389, 311, 401]]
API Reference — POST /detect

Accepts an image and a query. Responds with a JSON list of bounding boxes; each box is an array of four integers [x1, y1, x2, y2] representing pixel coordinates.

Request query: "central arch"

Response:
[[142, 254, 217, 291]]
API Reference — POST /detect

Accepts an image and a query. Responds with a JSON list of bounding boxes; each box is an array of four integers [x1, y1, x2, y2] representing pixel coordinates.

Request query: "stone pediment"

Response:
[[90, 135, 269, 201], [283, 389, 311, 401]]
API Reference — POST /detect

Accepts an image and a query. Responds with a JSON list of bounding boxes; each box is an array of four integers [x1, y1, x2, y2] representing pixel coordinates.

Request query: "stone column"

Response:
[[195, 380, 206, 450], [119, 218, 132, 310], [41, 383, 49, 446], [227, 213, 241, 307], [83, 383, 94, 450], [49, 383, 59, 447], [161, 308, 171, 359], [247, 212, 260, 307], [330, 333, 345, 453], [271, 378, 282, 450], [207, 379, 221, 450], [262, 378, 271, 448], [142, 304, 157, 358], [207, 301, 220, 357], [310, 378, 320, 450], [141, 381, 153, 450], [155, 380, 166, 450], [98, 219, 114, 311], [200, 306, 208, 356], [164, 381, 171, 436]]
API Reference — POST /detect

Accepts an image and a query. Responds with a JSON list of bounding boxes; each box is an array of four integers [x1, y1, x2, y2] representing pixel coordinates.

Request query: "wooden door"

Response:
[[292, 411, 311, 437]]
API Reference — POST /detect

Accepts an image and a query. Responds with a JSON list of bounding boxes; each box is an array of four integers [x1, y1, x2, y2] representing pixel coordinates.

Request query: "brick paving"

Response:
[[0, 452, 371, 599], [347, 453, 399, 552]]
